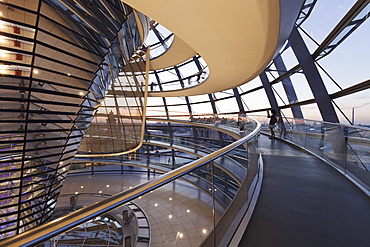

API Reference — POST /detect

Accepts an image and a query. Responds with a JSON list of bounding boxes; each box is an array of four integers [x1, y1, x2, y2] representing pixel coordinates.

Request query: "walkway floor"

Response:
[[239, 135, 370, 247], [59, 171, 223, 247]]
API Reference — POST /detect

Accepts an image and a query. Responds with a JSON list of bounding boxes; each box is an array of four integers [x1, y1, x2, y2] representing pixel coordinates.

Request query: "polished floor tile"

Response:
[[58, 172, 222, 246]]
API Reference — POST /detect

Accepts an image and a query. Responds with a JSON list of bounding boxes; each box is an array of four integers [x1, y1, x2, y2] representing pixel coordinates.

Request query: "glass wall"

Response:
[[0, 0, 146, 238]]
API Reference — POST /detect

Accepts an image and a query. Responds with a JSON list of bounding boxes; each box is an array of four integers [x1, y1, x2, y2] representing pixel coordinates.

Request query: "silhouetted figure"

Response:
[[196, 72, 201, 82], [238, 110, 246, 132], [267, 109, 277, 139]]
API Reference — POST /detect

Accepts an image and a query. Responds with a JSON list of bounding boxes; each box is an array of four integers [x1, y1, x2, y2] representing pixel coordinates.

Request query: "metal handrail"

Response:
[[0, 120, 261, 247], [251, 114, 370, 132]]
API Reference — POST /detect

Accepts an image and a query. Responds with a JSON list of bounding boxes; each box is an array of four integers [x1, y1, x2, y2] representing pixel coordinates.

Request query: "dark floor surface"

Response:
[[239, 135, 370, 247]]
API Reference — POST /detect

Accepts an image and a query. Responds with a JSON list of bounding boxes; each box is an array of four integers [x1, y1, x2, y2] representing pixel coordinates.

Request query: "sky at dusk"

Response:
[[144, 0, 370, 125]]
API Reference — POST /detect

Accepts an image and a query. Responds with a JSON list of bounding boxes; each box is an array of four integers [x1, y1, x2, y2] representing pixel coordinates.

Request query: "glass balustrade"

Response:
[[251, 114, 370, 192], [1, 117, 261, 246]]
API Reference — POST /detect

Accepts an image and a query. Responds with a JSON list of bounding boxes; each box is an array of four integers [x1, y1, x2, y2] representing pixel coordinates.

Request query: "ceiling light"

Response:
[[81, 186, 83, 188]]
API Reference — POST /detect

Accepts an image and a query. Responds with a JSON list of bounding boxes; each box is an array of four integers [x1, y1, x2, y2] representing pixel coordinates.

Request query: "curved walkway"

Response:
[[239, 135, 370, 247]]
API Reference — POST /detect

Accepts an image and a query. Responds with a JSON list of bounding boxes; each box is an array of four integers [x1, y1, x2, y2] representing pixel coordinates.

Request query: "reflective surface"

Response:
[[0, 0, 146, 237]]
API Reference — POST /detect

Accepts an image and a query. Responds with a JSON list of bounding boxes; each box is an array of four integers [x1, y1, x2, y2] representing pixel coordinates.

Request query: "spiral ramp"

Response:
[[122, 0, 304, 97]]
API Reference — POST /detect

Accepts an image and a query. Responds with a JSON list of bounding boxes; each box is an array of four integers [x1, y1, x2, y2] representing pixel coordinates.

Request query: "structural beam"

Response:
[[289, 26, 339, 123]]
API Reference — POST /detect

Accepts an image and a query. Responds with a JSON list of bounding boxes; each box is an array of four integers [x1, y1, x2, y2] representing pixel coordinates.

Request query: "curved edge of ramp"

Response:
[[125, 36, 197, 72], [121, 0, 304, 97]]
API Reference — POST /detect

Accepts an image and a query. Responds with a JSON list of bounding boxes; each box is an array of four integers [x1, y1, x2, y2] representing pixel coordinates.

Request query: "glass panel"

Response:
[[301, 0, 357, 45]]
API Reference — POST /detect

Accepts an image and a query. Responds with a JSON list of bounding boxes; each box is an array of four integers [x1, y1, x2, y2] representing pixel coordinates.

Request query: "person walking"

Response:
[[267, 109, 277, 139], [238, 110, 246, 132]]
